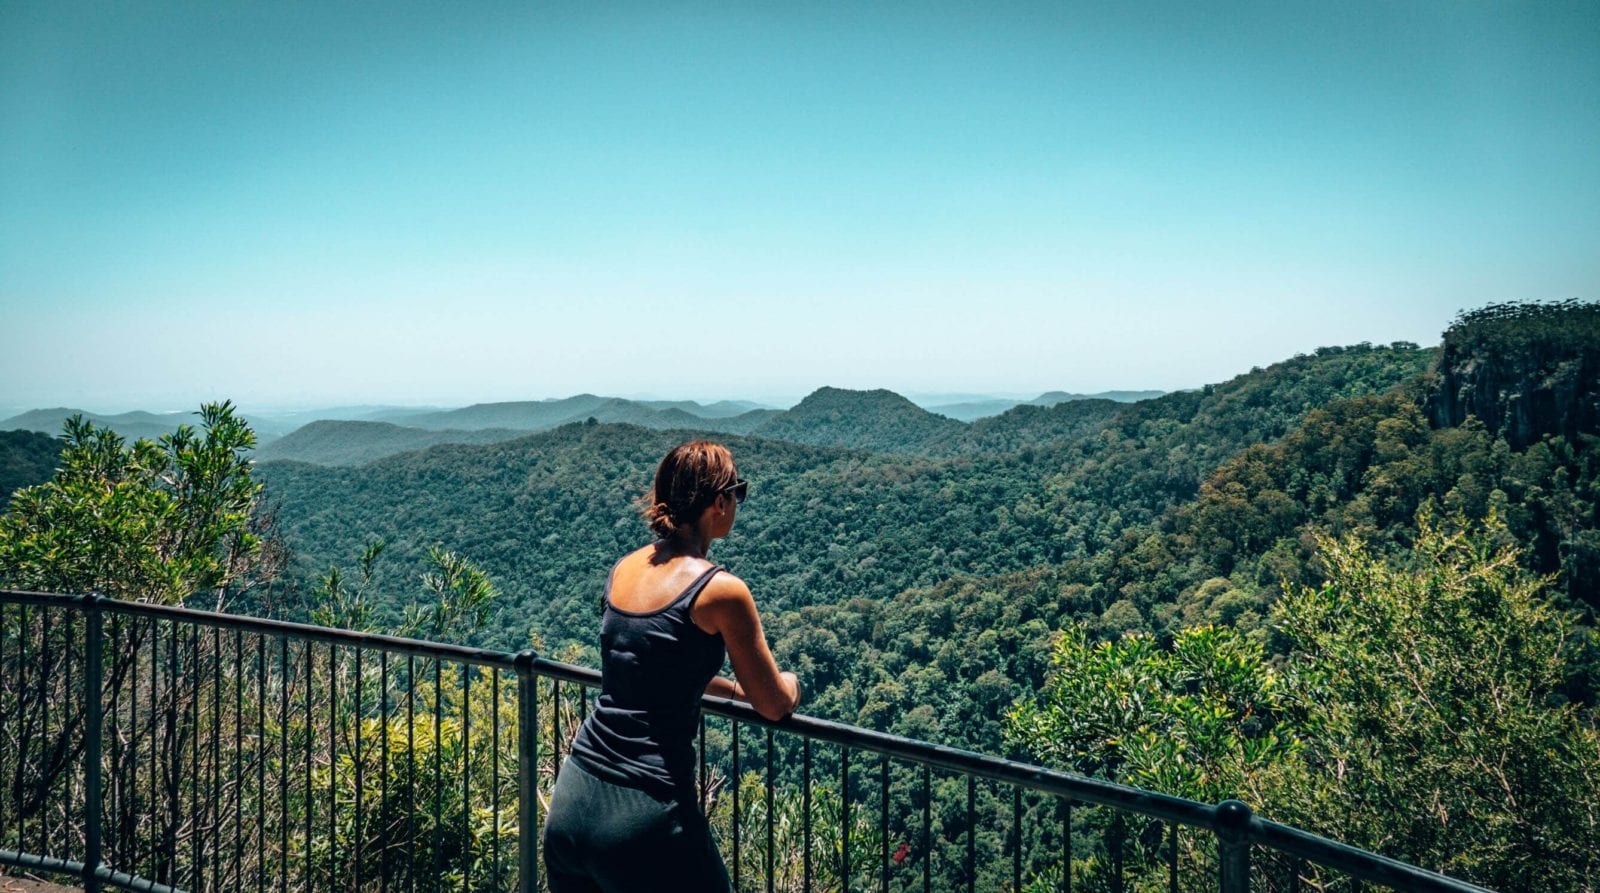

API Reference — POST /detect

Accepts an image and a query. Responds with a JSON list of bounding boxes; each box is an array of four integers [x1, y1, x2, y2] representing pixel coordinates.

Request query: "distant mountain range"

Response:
[[924, 390, 1164, 422], [255, 421, 530, 467], [380, 395, 777, 434], [1, 389, 1163, 468], [0, 405, 449, 444]]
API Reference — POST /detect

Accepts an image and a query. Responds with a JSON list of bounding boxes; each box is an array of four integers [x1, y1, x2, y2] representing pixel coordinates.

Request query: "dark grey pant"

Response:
[[543, 758, 731, 892]]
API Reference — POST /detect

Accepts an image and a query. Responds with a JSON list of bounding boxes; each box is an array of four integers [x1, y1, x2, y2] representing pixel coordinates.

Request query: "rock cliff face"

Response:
[[1425, 301, 1600, 449]]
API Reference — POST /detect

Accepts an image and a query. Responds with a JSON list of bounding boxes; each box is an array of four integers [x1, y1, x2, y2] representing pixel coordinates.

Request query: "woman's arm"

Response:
[[694, 574, 801, 721], [704, 676, 743, 699]]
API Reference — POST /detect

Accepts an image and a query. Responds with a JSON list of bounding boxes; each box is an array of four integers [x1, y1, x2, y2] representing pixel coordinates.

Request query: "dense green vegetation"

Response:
[[0, 429, 62, 507], [257, 420, 530, 466], [0, 405, 275, 604], [1008, 521, 1600, 891], [248, 341, 1430, 668]]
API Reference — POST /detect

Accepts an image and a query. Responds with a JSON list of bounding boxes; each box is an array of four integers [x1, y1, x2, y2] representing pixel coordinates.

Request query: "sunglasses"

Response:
[[720, 478, 749, 504]]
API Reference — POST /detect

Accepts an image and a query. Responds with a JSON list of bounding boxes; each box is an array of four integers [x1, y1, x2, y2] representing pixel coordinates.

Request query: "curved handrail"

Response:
[[0, 590, 1494, 893]]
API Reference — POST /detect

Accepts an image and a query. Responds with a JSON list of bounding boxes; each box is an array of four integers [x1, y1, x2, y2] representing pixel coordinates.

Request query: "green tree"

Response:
[[1271, 516, 1600, 891], [0, 401, 275, 605]]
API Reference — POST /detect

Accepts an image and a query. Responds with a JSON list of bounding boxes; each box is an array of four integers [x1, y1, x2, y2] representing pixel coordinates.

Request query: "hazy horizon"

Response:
[[1, 384, 1182, 419], [5, 3, 1596, 410]]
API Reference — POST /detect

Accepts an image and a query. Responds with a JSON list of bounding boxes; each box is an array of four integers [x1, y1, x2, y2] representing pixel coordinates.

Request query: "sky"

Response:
[[3, 1, 1597, 412]]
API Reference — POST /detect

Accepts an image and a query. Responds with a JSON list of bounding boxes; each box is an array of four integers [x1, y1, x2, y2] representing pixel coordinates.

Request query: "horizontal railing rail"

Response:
[[0, 590, 1493, 893]]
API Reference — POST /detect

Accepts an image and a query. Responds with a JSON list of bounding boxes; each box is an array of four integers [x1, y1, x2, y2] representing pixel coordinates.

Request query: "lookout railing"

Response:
[[0, 590, 1489, 893]]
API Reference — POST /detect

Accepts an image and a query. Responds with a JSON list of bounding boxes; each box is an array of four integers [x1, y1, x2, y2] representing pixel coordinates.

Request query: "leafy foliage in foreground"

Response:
[[1008, 520, 1600, 891], [0, 403, 276, 605]]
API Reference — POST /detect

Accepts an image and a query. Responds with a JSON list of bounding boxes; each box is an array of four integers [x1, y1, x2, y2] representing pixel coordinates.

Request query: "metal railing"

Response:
[[0, 590, 1491, 892]]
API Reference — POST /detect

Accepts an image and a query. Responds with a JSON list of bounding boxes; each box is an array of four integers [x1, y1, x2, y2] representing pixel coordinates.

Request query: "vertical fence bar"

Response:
[[210, 625, 223, 893], [1061, 799, 1071, 893], [551, 679, 562, 782], [255, 635, 265, 893], [65, 611, 75, 858], [1168, 821, 1178, 893], [699, 715, 708, 812], [1215, 799, 1253, 893], [461, 664, 471, 893], [802, 738, 812, 893], [766, 728, 775, 893], [432, 658, 443, 886], [880, 756, 889, 893], [148, 618, 159, 883], [17, 604, 28, 855], [163, 618, 177, 887], [921, 764, 931, 893], [13, 604, 24, 854], [189, 625, 201, 891], [108, 613, 120, 870], [1013, 786, 1022, 893], [492, 666, 501, 893], [841, 748, 850, 893], [233, 629, 244, 891], [355, 647, 365, 892], [330, 643, 340, 892], [304, 642, 313, 892], [515, 652, 537, 893], [0, 604, 7, 853], [41, 607, 52, 858], [406, 656, 419, 893], [381, 650, 391, 893], [733, 719, 741, 893], [1111, 814, 1124, 893], [83, 596, 105, 893], [124, 615, 137, 868], [279, 637, 289, 893], [963, 775, 977, 893]]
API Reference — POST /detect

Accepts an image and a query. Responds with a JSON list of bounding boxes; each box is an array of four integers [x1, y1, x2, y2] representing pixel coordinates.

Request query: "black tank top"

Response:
[[568, 562, 727, 799]]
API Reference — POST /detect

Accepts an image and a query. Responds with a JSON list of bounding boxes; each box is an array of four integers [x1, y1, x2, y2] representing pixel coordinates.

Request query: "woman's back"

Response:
[[566, 552, 727, 798]]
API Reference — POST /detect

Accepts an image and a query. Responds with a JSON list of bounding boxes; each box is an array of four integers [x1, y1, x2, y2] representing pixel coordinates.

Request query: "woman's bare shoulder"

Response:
[[692, 570, 755, 633], [701, 568, 751, 604]]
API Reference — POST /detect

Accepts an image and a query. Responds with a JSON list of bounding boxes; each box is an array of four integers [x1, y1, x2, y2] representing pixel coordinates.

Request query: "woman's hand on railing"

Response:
[[705, 671, 799, 718], [777, 670, 801, 717]]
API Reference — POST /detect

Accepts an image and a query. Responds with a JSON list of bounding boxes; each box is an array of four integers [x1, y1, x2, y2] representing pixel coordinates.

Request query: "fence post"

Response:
[[515, 650, 539, 893], [82, 594, 105, 893], [1214, 799, 1253, 893]]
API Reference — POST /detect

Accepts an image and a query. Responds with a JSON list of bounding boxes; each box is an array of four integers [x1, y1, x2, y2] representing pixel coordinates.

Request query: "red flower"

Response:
[[892, 843, 911, 865]]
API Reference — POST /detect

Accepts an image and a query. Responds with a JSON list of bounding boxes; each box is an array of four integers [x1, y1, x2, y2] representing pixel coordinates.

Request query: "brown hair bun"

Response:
[[640, 441, 737, 538]]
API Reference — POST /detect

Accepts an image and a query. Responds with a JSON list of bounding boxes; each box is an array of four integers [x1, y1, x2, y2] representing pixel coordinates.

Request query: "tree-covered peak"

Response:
[[750, 386, 966, 454], [1427, 299, 1600, 448]]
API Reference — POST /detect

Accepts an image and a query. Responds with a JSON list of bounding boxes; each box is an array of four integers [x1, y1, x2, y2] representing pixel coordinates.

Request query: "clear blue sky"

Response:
[[3, 1, 1596, 411]]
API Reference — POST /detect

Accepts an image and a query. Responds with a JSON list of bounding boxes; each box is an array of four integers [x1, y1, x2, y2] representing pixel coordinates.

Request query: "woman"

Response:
[[543, 440, 802, 892]]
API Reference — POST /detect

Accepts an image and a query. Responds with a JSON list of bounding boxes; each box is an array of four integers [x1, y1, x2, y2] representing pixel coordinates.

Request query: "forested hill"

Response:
[[1, 408, 191, 443], [257, 420, 529, 466], [254, 341, 1435, 657], [379, 394, 777, 436], [747, 387, 967, 453], [775, 306, 1600, 753], [0, 430, 61, 508]]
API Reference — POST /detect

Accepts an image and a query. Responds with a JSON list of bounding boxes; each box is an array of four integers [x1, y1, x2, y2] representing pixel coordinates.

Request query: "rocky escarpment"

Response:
[[1425, 300, 1600, 449]]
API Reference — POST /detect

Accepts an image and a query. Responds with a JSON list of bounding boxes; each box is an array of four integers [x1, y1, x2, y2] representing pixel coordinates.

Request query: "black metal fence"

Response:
[[0, 591, 1491, 893]]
